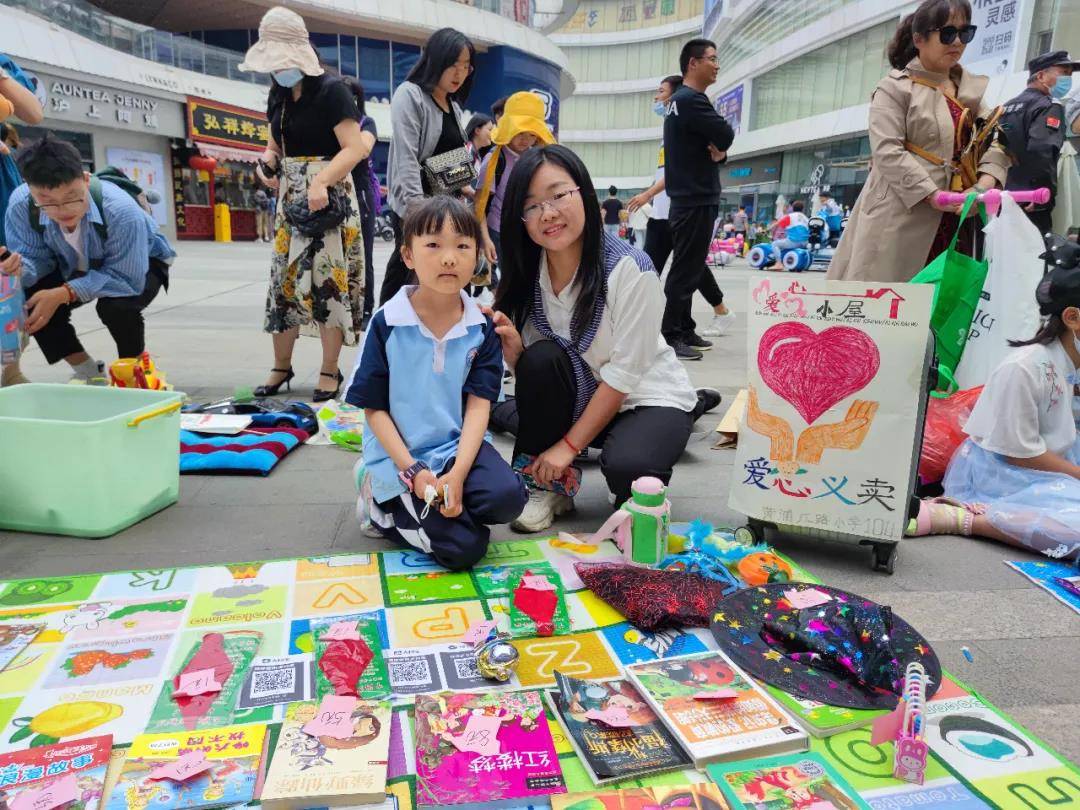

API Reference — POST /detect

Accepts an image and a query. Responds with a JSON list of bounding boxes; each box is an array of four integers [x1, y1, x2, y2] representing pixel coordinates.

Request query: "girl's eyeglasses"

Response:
[[522, 187, 580, 223], [930, 24, 977, 45]]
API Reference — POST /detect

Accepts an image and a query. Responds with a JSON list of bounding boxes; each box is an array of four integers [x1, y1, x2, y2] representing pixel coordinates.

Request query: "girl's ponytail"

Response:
[[888, 14, 917, 70], [1009, 315, 1068, 348]]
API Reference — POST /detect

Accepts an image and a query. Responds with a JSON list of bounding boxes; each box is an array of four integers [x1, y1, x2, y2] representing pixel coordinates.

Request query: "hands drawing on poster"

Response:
[[746, 387, 878, 475]]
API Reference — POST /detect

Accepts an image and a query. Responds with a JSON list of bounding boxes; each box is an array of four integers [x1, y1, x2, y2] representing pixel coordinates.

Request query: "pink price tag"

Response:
[[784, 588, 833, 609], [148, 750, 213, 782], [321, 620, 361, 641], [9, 774, 80, 810], [302, 695, 359, 740], [461, 620, 497, 647], [521, 574, 557, 591], [173, 668, 223, 697], [584, 706, 639, 728], [692, 689, 739, 700], [447, 712, 502, 756], [870, 700, 907, 746]]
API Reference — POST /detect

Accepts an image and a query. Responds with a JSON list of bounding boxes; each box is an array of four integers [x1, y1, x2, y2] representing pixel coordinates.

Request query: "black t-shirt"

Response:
[[432, 104, 465, 156], [349, 115, 379, 220], [663, 86, 735, 208], [270, 74, 358, 158], [602, 197, 623, 225]]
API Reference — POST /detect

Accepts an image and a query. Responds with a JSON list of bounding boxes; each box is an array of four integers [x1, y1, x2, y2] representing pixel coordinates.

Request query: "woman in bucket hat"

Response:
[[243, 6, 369, 402]]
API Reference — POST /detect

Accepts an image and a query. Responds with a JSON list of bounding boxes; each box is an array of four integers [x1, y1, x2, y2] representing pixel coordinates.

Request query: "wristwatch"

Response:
[[398, 460, 430, 489]]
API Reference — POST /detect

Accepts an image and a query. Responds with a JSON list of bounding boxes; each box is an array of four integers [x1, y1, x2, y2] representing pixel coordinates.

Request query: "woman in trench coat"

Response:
[[828, 0, 1010, 283]]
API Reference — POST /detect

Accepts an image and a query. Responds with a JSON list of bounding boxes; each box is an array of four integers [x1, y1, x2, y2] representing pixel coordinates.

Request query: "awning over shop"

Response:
[[195, 142, 260, 164]]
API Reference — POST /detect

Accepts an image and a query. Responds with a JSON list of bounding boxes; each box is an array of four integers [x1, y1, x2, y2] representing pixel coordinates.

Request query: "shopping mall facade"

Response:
[[0, 0, 571, 241]]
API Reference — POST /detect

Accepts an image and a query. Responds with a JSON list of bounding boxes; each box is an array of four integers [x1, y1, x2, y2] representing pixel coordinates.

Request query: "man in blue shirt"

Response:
[[0, 134, 174, 381]]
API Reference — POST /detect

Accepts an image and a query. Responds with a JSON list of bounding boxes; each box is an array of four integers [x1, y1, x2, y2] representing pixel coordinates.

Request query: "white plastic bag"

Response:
[[953, 194, 1044, 390]]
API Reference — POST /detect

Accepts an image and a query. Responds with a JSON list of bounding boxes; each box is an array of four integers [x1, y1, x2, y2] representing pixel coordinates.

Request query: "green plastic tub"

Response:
[[0, 384, 184, 537]]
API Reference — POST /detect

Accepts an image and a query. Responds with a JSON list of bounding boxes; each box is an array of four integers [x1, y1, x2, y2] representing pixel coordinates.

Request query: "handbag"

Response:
[[279, 101, 349, 238], [422, 146, 477, 196], [911, 193, 988, 394]]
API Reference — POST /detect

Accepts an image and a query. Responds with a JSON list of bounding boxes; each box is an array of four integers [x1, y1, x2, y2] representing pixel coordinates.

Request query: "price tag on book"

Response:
[[321, 620, 361, 641], [521, 574, 557, 591], [173, 668, 223, 697], [784, 588, 832, 609], [149, 750, 213, 782], [447, 711, 502, 756], [9, 774, 79, 810], [692, 689, 739, 700], [461, 620, 497, 647], [584, 706, 639, 728], [303, 695, 358, 740]]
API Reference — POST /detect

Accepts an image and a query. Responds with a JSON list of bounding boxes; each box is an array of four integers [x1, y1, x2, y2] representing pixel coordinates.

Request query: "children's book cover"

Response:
[[707, 752, 870, 810], [0, 623, 44, 672], [310, 615, 390, 701], [764, 687, 884, 738], [260, 700, 391, 808], [0, 734, 112, 810], [546, 671, 690, 784], [414, 690, 565, 808], [625, 651, 807, 767], [145, 630, 263, 733], [104, 723, 267, 810], [551, 783, 729, 810]]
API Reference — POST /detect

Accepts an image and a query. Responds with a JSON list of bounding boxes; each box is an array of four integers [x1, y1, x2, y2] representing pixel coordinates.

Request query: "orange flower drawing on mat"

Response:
[[746, 386, 878, 476]]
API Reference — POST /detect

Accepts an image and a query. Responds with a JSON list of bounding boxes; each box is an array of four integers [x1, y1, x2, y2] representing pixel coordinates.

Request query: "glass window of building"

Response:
[[750, 19, 894, 131], [360, 38, 392, 102], [1026, 0, 1080, 64], [563, 38, 684, 84], [311, 33, 339, 71], [392, 43, 421, 92], [340, 35, 358, 79], [561, 91, 659, 131]]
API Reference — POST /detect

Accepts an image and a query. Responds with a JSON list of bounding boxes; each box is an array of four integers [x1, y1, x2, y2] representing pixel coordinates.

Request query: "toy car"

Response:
[[182, 397, 318, 434]]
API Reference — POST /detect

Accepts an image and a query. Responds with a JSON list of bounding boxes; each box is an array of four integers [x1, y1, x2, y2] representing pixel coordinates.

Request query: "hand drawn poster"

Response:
[[730, 278, 933, 542]]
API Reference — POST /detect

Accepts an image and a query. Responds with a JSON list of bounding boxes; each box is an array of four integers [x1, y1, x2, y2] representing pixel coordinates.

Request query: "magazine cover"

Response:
[[0, 735, 112, 810]]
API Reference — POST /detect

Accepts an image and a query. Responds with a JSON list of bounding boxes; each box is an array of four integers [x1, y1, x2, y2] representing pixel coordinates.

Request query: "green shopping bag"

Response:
[[911, 193, 987, 394]]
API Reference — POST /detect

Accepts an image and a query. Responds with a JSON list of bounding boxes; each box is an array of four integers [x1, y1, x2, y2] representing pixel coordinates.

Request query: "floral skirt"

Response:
[[265, 158, 365, 345], [944, 437, 1080, 560]]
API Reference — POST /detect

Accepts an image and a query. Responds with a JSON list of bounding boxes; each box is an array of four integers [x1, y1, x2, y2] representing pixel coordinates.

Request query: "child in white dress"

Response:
[[911, 263, 1080, 561]]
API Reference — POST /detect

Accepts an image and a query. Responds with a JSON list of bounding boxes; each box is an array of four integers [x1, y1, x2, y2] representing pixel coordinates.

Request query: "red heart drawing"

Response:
[[757, 322, 880, 424]]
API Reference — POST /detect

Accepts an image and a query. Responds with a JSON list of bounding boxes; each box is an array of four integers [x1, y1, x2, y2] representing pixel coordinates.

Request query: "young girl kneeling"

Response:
[[346, 196, 527, 570], [913, 263, 1080, 561]]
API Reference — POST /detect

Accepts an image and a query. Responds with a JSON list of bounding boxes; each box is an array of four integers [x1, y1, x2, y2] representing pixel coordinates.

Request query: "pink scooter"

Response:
[[934, 187, 1050, 217]]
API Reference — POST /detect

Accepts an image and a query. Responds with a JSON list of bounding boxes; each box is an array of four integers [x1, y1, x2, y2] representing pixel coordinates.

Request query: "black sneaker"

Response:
[[696, 387, 722, 414], [684, 332, 714, 350], [670, 341, 704, 361]]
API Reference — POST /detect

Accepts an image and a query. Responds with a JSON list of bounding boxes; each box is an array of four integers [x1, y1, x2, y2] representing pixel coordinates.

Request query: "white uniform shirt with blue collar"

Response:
[[345, 287, 504, 504]]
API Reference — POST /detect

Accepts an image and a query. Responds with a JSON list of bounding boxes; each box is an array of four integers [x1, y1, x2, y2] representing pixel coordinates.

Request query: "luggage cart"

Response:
[[734, 333, 938, 574]]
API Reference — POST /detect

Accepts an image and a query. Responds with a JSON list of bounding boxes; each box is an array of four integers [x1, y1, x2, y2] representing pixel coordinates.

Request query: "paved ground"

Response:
[[4, 239, 1078, 765]]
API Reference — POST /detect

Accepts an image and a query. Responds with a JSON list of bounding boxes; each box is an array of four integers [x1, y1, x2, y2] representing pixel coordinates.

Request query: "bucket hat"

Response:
[[492, 92, 555, 146], [239, 6, 323, 76]]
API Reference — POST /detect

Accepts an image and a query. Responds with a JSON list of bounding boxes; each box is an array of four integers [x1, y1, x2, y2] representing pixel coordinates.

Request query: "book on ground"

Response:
[[0, 735, 112, 810], [551, 783, 730, 810], [707, 751, 870, 809], [765, 685, 885, 738], [545, 670, 691, 785], [624, 650, 808, 768], [180, 414, 253, 434], [260, 700, 391, 808]]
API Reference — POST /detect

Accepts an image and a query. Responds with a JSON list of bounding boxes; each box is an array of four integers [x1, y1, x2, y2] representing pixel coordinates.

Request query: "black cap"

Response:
[[1036, 236, 1080, 315], [1028, 50, 1080, 74]]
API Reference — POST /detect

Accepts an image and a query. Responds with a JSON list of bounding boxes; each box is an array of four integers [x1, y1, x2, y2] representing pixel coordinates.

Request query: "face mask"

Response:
[[273, 68, 304, 88], [653, 100, 667, 117], [1052, 75, 1072, 99]]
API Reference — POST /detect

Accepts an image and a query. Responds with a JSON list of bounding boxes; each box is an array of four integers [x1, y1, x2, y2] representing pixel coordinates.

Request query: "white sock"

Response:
[[71, 357, 101, 379]]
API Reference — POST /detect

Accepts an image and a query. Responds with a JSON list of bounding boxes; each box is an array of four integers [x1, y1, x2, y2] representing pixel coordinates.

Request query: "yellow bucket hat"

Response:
[[492, 92, 555, 146]]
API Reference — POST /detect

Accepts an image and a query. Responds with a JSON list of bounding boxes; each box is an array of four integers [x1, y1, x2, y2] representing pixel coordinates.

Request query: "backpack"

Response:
[[28, 166, 147, 239]]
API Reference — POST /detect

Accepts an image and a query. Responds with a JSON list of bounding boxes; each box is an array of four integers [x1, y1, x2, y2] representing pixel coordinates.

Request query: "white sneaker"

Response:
[[700, 312, 736, 336], [511, 488, 574, 533]]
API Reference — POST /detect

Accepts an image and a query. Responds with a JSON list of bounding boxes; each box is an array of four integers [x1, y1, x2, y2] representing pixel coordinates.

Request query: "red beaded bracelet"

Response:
[[562, 435, 581, 454]]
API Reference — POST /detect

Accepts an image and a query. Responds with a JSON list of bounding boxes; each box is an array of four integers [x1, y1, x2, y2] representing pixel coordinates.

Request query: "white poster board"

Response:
[[962, 0, 1027, 79], [729, 278, 933, 542], [105, 147, 168, 226]]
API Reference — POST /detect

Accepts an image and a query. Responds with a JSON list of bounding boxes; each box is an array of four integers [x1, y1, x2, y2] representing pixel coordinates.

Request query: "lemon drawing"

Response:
[[9, 700, 122, 746]]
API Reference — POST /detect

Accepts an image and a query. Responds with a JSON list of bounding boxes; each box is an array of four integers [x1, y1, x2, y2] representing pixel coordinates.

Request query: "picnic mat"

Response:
[[0, 539, 1076, 809], [1007, 560, 1080, 616]]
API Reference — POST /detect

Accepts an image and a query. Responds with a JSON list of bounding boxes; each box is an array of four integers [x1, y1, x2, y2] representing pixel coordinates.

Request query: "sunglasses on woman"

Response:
[[929, 24, 977, 45]]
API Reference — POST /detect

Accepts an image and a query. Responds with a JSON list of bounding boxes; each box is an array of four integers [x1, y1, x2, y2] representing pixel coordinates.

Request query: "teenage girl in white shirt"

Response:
[[911, 262, 1080, 561]]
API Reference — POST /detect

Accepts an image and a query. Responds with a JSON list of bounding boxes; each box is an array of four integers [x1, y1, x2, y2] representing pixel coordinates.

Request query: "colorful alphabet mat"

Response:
[[0, 539, 1076, 810], [1007, 560, 1080, 616]]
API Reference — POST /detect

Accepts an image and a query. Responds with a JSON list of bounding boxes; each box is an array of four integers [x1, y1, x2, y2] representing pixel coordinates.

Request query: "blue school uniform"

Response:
[[346, 287, 526, 569]]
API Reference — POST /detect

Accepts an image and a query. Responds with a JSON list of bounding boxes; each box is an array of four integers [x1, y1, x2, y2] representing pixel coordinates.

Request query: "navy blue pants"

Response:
[[377, 442, 527, 571]]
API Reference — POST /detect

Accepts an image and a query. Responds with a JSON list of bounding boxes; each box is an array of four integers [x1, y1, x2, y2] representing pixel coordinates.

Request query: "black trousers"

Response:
[[27, 264, 165, 364], [379, 209, 410, 306], [511, 340, 699, 502], [360, 208, 375, 315], [645, 217, 723, 324], [663, 204, 721, 343]]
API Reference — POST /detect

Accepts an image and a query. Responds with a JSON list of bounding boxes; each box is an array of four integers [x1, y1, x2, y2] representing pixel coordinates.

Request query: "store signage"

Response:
[[801, 163, 831, 194], [170, 144, 187, 232], [23, 71, 185, 137], [714, 85, 743, 136], [187, 97, 269, 151]]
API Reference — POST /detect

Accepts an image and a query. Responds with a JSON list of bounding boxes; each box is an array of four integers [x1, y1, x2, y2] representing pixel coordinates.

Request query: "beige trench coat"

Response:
[[827, 58, 1011, 282]]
